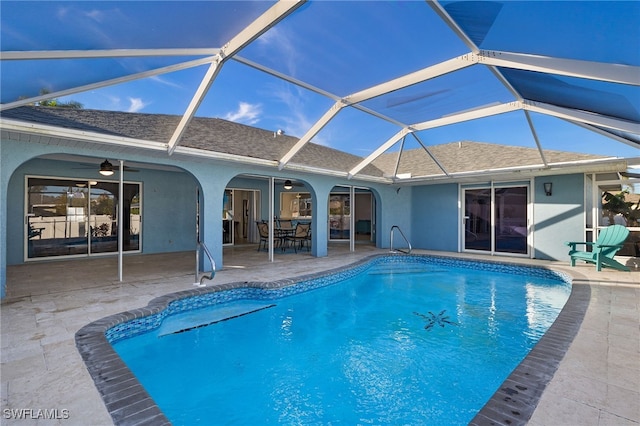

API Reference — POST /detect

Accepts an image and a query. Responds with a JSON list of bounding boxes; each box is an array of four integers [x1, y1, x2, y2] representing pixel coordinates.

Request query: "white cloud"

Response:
[[149, 75, 183, 89], [224, 102, 262, 125], [256, 27, 298, 76], [85, 9, 105, 22], [127, 97, 148, 113], [264, 84, 329, 146]]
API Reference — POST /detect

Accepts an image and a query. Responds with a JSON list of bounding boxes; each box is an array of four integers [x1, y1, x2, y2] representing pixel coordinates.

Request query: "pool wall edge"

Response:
[[470, 272, 591, 426], [75, 253, 582, 426]]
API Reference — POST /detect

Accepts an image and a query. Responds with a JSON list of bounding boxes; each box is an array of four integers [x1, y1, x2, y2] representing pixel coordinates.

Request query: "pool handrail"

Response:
[[195, 241, 216, 286], [390, 225, 412, 254]]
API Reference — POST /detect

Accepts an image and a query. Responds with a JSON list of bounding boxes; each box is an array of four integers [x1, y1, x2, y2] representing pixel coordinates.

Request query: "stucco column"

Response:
[[0, 141, 44, 298], [196, 179, 227, 273], [311, 185, 330, 257]]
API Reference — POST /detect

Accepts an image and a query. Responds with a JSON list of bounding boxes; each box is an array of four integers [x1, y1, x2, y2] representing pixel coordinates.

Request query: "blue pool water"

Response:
[[111, 257, 570, 425]]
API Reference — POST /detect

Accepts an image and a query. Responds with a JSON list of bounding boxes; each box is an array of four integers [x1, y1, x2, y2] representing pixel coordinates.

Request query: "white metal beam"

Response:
[[412, 101, 522, 131], [1, 56, 218, 112], [221, 1, 303, 58], [392, 135, 407, 178], [524, 101, 640, 134], [278, 101, 345, 168], [411, 132, 450, 175], [233, 55, 341, 101], [524, 110, 548, 167], [0, 48, 220, 60], [167, 58, 223, 154], [478, 50, 640, 86], [345, 55, 477, 104], [347, 102, 522, 179], [567, 120, 640, 150], [428, 1, 480, 53], [278, 53, 476, 169], [167, 0, 305, 155], [348, 127, 413, 179]]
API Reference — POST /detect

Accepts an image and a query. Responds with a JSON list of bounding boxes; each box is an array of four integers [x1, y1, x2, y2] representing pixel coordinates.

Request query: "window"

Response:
[[26, 177, 141, 259]]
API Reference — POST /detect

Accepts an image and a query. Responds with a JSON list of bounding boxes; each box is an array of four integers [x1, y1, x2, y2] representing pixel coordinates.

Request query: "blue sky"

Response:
[[1, 1, 638, 159]]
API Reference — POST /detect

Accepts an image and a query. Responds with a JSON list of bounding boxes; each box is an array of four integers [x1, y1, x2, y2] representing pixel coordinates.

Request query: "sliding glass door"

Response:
[[463, 188, 492, 252], [494, 187, 528, 254], [26, 177, 141, 259], [463, 185, 528, 255], [329, 193, 351, 240]]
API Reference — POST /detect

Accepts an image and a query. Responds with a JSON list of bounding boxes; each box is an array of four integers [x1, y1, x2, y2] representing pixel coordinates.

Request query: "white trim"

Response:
[[173, 145, 278, 167], [0, 119, 167, 150]]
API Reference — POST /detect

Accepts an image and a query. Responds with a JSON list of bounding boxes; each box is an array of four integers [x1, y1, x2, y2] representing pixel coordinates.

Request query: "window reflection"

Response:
[[329, 194, 350, 240], [599, 183, 639, 257], [27, 177, 140, 259]]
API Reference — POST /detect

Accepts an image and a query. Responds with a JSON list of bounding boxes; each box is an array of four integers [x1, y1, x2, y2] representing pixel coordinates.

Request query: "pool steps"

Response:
[[158, 302, 276, 336]]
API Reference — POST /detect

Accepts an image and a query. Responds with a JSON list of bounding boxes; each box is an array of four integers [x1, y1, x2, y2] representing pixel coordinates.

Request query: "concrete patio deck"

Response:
[[1, 245, 638, 425]]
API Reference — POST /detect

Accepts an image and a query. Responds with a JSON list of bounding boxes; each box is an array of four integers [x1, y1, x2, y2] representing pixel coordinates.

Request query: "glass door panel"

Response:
[[464, 186, 529, 255], [599, 182, 639, 257], [89, 183, 118, 254], [464, 189, 491, 251], [495, 187, 528, 254], [128, 188, 141, 251], [27, 178, 89, 258], [223, 189, 233, 245], [329, 194, 351, 240], [27, 177, 141, 259]]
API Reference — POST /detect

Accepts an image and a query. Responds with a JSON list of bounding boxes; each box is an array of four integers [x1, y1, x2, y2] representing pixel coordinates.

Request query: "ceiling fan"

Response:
[[72, 159, 139, 174], [282, 179, 306, 190]]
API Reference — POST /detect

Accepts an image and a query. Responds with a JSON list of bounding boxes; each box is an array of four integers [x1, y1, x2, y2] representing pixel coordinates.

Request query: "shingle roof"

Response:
[[1, 106, 386, 177], [372, 141, 607, 177], [2, 106, 610, 180]]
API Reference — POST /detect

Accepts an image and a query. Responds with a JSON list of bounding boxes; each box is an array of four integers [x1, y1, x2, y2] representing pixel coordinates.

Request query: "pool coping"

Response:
[[75, 253, 587, 426]]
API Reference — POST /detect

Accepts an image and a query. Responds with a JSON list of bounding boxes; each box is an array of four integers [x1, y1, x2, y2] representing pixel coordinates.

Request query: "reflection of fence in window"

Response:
[[29, 216, 86, 239], [130, 214, 141, 235], [90, 215, 114, 236]]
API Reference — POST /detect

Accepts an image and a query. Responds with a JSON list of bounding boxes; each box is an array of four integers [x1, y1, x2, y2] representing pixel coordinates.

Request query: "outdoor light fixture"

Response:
[[99, 159, 114, 176], [544, 182, 553, 196], [283, 180, 293, 190]]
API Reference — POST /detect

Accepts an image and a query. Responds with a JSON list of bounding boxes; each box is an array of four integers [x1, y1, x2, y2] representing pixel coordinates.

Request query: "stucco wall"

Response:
[[5, 158, 198, 265], [140, 169, 198, 254], [410, 183, 459, 252], [533, 174, 585, 260]]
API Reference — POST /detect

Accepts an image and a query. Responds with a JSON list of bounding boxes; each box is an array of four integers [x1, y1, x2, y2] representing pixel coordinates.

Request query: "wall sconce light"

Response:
[[99, 159, 114, 176], [283, 180, 293, 190], [544, 182, 552, 196]]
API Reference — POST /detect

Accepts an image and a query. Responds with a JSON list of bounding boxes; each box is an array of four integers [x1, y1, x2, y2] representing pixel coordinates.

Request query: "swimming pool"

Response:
[[78, 254, 573, 425]]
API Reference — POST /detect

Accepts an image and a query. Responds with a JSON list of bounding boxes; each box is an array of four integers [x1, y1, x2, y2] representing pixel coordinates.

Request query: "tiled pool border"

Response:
[[75, 254, 586, 426]]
